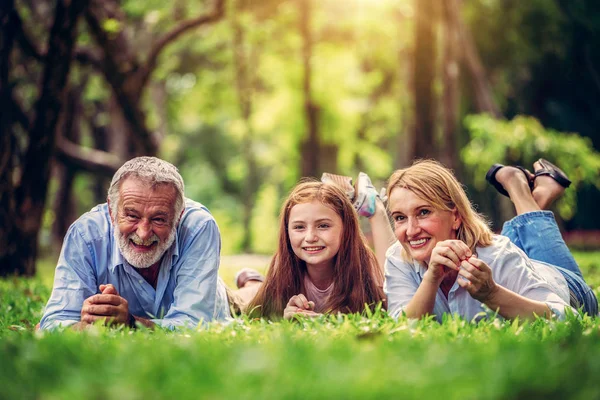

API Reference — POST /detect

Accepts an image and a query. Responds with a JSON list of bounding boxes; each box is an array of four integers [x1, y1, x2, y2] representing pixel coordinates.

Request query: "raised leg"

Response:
[[495, 163, 582, 278], [368, 198, 397, 279]]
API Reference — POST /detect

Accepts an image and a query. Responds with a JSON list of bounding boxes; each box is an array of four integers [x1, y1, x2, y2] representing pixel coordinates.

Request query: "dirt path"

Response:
[[221, 254, 272, 268], [219, 254, 272, 285]]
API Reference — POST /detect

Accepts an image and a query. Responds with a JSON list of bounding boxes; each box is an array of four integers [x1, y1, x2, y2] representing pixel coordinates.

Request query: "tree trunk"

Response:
[[84, 0, 158, 156], [397, 46, 414, 169], [299, 0, 320, 178], [52, 86, 81, 247], [448, 0, 500, 117], [0, 0, 19, 275], [150, 82, 169, 145], [440, 0, 461, 171], [412, 0, 438, 160], [232, 7, 260, 252], [1, 0, 89, 276], [88, 101, 111, 204]]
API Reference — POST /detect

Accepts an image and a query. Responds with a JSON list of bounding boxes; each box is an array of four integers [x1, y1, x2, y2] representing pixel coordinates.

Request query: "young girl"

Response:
[[385, 159, 598, 322], [246, 180, 386, 319]]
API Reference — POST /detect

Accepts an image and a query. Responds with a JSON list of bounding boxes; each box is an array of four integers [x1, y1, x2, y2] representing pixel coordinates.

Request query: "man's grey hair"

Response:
[[107, 157, 185, 224]]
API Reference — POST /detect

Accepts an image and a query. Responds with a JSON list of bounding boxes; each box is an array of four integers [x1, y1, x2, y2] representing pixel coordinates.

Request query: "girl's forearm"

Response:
[[369, 200, 396, 287]]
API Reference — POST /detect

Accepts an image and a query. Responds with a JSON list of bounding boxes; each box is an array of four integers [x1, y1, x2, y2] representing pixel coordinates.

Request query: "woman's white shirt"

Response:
[[384, 235, 572, 322]]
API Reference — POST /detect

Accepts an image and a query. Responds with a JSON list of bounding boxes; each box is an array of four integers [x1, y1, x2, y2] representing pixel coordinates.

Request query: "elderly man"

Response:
[[39, 157, 230, 330]]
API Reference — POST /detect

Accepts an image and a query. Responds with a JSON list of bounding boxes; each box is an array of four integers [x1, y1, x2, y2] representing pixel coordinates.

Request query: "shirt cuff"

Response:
[[39, 319, 79, 331]]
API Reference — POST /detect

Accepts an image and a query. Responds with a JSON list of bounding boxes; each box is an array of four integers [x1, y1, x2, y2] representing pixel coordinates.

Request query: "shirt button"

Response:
[[139, 280, 143, 284]]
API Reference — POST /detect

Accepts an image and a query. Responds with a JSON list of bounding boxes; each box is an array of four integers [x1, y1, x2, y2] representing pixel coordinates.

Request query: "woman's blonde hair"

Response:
[[387, 159, 493, 257]]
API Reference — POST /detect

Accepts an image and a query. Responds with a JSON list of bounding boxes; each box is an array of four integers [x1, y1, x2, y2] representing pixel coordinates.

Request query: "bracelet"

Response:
[[128, 313, 137, 328]]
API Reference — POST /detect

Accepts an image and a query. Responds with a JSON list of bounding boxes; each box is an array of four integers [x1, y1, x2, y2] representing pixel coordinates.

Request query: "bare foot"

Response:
[[494, 166, 533, 196], [235, 268, 265, 289], [532, 160, 565, 210], [233, 281, 263, 312], [242, 280, 263, 289], [495, 166, 540, 215]]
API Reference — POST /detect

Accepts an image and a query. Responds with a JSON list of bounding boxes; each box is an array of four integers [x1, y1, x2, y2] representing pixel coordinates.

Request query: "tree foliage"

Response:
[[462, 114, 600, 220]]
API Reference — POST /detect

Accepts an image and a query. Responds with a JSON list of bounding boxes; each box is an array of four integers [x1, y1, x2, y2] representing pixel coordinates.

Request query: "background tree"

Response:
[[1, 0, 226, 275], [1, 0, 89, 276], [411, 0, 437, 161]]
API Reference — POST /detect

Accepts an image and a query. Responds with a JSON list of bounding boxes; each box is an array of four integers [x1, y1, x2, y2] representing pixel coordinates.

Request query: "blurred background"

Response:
[[2, 0, 600, 278]]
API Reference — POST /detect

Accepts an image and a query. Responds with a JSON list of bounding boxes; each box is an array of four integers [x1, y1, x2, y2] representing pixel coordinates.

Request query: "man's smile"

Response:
[[129, 240, 158, 251]]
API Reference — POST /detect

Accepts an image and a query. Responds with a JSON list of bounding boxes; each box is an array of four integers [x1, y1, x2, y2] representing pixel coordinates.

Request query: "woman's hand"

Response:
[[283, 294, 321, 319], [456, 257, 499, 303], [426, 240, 472, 285]]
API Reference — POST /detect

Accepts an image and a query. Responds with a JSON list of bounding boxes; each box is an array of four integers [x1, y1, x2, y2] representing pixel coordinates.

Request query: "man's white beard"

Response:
[[115, 226, 177, 269]]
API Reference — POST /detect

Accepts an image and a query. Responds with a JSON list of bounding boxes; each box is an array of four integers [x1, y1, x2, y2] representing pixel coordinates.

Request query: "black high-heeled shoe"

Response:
[[534, 158, 572, 188], [485, 164, 534, 197]]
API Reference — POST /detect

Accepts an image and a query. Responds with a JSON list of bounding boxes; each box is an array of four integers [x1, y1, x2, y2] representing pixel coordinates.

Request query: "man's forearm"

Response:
[[131, 315, 155, 329], [70, 321, 89, 331]]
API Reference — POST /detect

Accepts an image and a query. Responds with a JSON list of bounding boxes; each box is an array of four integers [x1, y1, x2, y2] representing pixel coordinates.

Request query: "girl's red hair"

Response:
[[248, 180, 386, 319]]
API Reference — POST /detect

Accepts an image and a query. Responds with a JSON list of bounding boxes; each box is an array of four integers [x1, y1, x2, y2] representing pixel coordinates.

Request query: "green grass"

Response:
[[574, 251, 600, 291], [1, 251, 600, 399]]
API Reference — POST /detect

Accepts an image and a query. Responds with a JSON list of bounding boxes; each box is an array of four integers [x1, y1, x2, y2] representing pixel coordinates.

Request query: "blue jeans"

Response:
[[501, 210, 598, 316]]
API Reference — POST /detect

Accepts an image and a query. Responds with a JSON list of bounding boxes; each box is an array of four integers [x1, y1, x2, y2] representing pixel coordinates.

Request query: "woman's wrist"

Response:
[[481, 284, 502, 307], [422, 268, 443, 286]]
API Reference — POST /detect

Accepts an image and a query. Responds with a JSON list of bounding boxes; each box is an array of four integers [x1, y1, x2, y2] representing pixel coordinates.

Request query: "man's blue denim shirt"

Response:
[[40, 199, 230, 330]]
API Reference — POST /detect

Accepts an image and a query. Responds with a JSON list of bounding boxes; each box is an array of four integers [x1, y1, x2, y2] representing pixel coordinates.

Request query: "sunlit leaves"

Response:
[[101, 18, 122, 36]]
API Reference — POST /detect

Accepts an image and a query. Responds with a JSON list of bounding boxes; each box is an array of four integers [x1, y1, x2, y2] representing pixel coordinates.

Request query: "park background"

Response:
[[3, 0, 600, 277], [2, 0, 600, 398]]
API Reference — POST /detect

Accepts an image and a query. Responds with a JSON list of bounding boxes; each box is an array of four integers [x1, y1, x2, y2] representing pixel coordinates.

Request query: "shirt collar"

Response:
[[109, 224, 123, 273]]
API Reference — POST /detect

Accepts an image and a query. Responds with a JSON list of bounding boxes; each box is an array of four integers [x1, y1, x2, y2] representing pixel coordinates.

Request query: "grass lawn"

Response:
[[1, 251, 599, 399]]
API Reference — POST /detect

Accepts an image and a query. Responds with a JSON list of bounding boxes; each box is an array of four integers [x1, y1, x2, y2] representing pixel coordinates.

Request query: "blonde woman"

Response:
[[384, 159, 597, 322]]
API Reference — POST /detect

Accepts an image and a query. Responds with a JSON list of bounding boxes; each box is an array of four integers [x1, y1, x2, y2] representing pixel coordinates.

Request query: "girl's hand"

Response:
[[457, 257, 498, 303], [283, 294, 320, 319], [426, 240, 472, 284]]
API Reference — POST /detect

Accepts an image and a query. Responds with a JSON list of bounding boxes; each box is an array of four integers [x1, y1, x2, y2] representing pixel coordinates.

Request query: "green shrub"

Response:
[[462, 114, 600, 220]]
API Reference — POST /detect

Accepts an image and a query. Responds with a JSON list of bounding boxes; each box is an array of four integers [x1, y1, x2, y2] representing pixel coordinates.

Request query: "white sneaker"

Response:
[[353, 172, 379, 218], [321, 171, 381, 218]]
